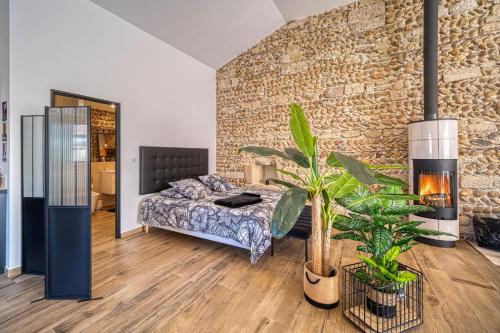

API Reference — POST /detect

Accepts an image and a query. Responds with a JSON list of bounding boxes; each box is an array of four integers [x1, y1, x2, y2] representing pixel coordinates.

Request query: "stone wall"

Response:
[[216, 0, 500, 239], [91, 108, 116, 162]]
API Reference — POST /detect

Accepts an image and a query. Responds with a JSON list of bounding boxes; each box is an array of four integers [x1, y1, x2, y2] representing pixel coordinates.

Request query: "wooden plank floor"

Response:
[[0, 210, 499, 332]]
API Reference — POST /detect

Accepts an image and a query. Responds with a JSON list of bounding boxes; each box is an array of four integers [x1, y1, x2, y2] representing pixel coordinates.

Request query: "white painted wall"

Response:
[[7, 0, 216, 269], [0, 0, 8, 180]]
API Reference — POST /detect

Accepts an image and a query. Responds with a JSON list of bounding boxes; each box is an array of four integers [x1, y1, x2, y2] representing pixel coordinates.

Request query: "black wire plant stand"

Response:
[[342, 262, 423, 333]]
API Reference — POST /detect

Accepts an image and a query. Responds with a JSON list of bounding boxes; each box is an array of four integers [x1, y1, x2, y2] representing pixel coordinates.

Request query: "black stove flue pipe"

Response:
[[423, 0, 438, 121]]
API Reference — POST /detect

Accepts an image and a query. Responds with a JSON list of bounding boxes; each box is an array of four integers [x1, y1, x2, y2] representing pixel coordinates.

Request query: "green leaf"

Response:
[[377, 215, 402, 226], [393, 236, 416, 247], [400, 242, 417, 253], [330, 152, 378, 185], [411, 228, 457, 238], [359, 254, 398, 283], [383, 204, 434, 216], [335, 185, 372, 215], [354, 270, 372, 284], [326, 152, 342, 168], [379, 185, 404, 195], [374, 173, 407, 187], [331, 232, 365, 242], [372, 226, 393, 257], [393, 220, 426, 231], [238, 146, 288, 159], [271, 188, 308, 239], [357, 245, 373, 254], [284, 148, 309, 168], [387, 260, 399, 274], [332, 214, 371, 232], [396, 271, 417, 283], [268, 178, 301, 190], [373, 271, 392, 284], [289, 103, 314, 157], [384, 246, 401, 263], [324, 174, 340, 184], [348, 194, 420, 209], [358, 254, 378, 269], [311, 136, 319, 178], [368, 164, 407, 170], [327, 173, 361, 198], [375, 193, 420, 201], [276, 169, 305, 184]]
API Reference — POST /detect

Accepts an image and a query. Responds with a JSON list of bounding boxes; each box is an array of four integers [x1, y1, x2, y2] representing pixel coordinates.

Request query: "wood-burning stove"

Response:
[[408, 120, 459, 248], [413, 159, 458, 220], [408, 0, 459, 247]]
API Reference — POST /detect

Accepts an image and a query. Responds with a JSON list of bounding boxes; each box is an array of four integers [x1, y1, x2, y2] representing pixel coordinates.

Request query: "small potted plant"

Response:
[[240, 104, 411, 309], [334, 183, 455, 330]]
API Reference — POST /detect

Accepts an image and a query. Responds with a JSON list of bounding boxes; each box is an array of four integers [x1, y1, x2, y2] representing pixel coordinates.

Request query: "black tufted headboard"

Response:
[[139, 146, 209, 195]]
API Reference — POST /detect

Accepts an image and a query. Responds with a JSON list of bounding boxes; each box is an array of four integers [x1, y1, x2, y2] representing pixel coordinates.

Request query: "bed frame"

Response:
[[139, 146, 250, 250]]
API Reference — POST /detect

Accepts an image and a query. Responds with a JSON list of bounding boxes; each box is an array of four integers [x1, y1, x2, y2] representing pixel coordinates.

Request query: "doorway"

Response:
[[51, 90, 121, 240]]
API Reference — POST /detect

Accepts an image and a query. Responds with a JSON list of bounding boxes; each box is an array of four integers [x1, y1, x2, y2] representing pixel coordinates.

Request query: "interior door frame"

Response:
[[50, 89, 121, 239]]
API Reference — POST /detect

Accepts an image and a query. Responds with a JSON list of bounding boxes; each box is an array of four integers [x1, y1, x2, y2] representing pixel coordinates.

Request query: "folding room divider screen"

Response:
[[45, 107, 91, 299], [22, 116, 45, 274]]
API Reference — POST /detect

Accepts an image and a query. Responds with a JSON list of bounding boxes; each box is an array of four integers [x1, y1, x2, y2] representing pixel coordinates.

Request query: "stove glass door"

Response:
[[417, 170, 455, 208]]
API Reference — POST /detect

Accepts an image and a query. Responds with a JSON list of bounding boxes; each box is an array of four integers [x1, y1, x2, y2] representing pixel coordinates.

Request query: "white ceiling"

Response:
[[273, 0, 354, 21], [90, 0, 354, 69]]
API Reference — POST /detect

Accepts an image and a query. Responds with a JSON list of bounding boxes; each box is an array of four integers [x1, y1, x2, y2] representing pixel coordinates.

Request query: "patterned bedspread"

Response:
[[139, 187, 283, 263]]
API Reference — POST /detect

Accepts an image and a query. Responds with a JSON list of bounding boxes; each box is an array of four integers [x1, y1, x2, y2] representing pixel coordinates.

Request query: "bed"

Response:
[[138, 146, 283, 263]]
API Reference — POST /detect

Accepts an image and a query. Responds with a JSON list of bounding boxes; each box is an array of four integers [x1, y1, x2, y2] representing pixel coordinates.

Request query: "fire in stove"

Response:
[[418, 171, 453, 208]]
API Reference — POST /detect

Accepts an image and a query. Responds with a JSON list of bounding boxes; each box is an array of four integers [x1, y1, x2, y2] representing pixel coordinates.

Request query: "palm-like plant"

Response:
[[239, 104, 414, 277], [333, 184, 455, 286]]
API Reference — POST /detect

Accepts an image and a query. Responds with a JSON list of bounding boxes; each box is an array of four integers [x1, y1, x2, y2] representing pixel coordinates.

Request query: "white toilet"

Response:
[[91, 191, 100, 214]]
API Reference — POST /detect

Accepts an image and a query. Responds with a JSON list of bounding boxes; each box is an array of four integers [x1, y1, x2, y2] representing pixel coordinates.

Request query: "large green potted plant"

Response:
[[239, 104, 411, 308], [333, 184, 455, 318]]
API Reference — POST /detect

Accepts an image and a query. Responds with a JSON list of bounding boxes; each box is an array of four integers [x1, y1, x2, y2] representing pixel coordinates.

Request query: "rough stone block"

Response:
[[365, 129, 381, 138], [449, 0, 478, 15], [482, 21, 500, 33], [443, 67, 482, 82], [438, 5, 449, 17], [341, 130, 361, 138], [224, 171, 245, 179], [468, 120, 497, 132], [282, 44, 303, 63], [324, 86, 344, 98], [390, 90, 407, 101], [348, 0, 385, 32], [344, 83, 365, 95], [461, 176, 499, 189]]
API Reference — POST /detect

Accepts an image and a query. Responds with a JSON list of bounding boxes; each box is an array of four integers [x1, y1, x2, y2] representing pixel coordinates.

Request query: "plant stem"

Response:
[[321, 223, 331, 276], [311, 194, 325, 276]]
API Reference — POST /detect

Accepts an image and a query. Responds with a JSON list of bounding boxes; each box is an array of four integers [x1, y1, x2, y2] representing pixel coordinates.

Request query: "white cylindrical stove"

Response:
[[408, 119, 459, 247]]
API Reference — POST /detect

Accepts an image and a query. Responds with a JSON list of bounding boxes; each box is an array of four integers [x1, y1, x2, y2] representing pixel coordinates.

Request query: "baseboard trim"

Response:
[[121, 226, 144, 238], [4, 266, 22, 278]]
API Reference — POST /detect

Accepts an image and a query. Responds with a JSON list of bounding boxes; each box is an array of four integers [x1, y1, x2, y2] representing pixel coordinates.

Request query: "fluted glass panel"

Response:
[[22, 115, 45, 198], [75, 108, 88, 206], [48, 107, 88, 206], [32, 116, 45, 197], [22, 117, 33, 197]]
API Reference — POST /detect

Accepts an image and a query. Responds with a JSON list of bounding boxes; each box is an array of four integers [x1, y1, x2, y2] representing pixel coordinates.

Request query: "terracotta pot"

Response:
[[303, 261, 339, 309]]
